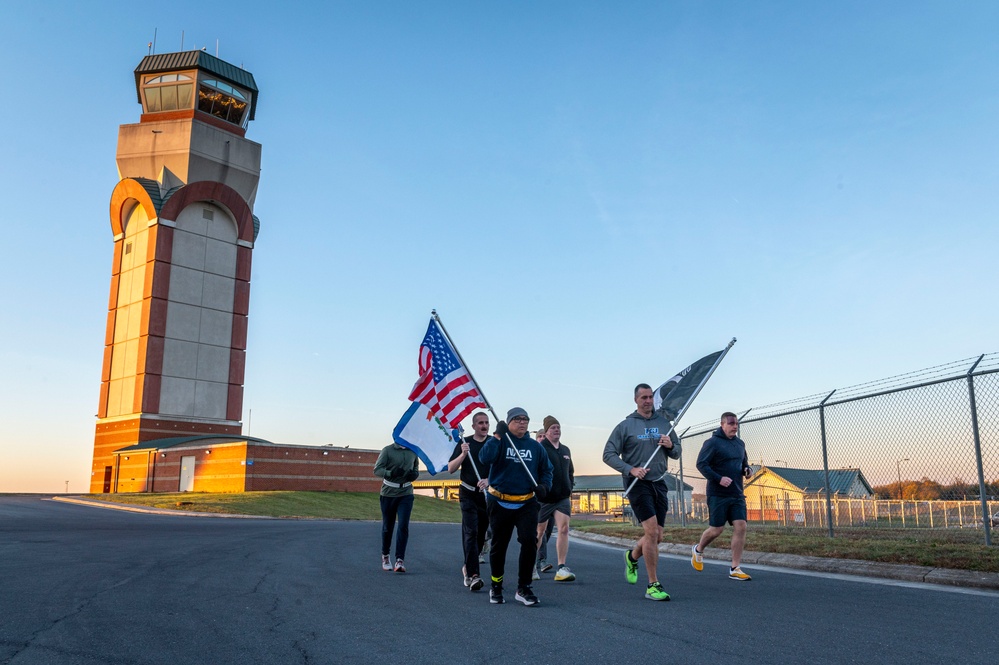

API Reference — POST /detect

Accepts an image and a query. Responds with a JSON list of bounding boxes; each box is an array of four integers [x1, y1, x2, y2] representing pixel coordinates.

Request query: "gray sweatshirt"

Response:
[[602, 410, 682, 481]]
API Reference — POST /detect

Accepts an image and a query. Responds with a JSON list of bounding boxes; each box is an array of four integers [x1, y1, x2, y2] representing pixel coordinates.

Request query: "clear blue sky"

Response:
[[1, 1, 996, 492]]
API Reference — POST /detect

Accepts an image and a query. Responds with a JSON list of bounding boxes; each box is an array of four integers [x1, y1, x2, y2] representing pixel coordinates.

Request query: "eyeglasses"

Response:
[[511, 416, 529, 422]]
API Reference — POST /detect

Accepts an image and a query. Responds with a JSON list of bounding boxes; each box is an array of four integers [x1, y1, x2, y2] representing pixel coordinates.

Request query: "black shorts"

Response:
[[708, 495, 747, 527], [625, 479, 668, 526], [538, 498, 571, 524]]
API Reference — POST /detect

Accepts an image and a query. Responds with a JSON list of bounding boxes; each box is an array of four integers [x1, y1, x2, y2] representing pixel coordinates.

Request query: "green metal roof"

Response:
[[134, 50, 259, 120], [112, 435, 273, 454], [750, 466, 874, 496], [128, 177, 180, 214], [413, 471, 692, 492], [415, 469, 459, 483]]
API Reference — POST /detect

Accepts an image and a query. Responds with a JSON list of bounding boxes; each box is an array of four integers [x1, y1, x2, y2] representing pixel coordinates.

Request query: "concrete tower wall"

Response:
[[159, 202, 237, 420]]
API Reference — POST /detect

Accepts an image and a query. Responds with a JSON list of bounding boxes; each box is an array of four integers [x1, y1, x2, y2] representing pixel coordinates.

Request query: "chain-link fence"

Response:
[[675, 353, 999, 546]]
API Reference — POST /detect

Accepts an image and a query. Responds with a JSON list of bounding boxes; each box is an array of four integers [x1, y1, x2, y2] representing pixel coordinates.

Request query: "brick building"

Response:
[[107, 435, 381, 494]]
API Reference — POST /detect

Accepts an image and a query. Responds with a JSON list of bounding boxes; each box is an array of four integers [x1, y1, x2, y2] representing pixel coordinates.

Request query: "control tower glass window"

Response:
[[142, 74, 194, 113], [198, 79, 250, 127]]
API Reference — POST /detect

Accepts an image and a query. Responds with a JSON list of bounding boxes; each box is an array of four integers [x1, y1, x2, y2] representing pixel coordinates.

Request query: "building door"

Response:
[[102, 466, 112, 493], [179, 456, 196, 492]]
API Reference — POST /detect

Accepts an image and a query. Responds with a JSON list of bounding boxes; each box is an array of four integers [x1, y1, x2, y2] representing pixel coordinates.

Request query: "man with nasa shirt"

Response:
[[479, 407, 553, 607], [603, 383, 681, 601]]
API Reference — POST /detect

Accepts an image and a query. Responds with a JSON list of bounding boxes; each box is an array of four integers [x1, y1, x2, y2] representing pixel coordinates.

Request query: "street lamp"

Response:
[[896, 458, 910, 500]]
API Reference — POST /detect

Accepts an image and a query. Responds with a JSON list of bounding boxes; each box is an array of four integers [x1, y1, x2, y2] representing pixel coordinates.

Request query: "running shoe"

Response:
[[532, 566, 540, 580], [489, 585, 504, 604], [463, 565, 471, 587], [394, 558, 406, 573], [515, 586, 540, 606], [691, 544, 703, 572], [554, 565, 576, 582], [729, 566, 751, 581], [624, 550, 638, 584], [381, 554, 392, 571], [539, 560, 553, 573], [469, 574, 484, 592], [645, 581, 670, 601]]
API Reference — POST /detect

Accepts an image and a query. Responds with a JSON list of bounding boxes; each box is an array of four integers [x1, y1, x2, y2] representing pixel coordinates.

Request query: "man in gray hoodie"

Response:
[[602, 383, 681, 601]]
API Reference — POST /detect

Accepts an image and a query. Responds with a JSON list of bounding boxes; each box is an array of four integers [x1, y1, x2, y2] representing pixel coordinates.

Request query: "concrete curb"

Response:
[[50, 496, 278, 519], [570, 530, 999, 591]]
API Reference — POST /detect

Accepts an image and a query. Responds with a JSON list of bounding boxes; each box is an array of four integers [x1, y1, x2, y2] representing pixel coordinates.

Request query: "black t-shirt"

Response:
[[449, 436, 492, 488]]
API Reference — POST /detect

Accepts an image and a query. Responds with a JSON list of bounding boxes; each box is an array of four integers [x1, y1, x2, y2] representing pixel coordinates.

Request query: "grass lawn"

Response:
[[84, 492, 999, 573], [575, 523, 999, 573], [88, 491, 461, 522]]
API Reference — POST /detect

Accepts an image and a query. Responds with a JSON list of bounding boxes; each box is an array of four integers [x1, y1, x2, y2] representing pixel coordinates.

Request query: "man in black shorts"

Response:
[[448, 411, 492, 591], [602, 384, 681, 601], [691, 412, 753, 581]]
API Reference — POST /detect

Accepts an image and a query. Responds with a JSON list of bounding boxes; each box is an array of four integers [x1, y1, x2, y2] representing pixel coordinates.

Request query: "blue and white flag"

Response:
[[392, 401, 462, 475]]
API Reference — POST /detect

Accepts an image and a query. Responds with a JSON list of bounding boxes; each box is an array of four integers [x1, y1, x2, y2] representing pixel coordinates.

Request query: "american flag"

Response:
[[408, 319, 485, 428]]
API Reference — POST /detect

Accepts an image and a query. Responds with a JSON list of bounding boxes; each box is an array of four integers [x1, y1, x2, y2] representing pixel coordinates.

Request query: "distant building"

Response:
[[413, 470, 693, 516], [744, 465, 874, 522]]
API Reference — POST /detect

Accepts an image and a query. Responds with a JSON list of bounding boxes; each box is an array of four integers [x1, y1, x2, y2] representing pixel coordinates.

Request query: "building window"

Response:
[[143, 74, 194, 113], [197, 79, 250, 127]]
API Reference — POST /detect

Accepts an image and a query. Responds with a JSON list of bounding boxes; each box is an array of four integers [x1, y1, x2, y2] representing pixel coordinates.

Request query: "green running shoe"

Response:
[[645, 581, 670, 601], [624, 550, 638, 584]]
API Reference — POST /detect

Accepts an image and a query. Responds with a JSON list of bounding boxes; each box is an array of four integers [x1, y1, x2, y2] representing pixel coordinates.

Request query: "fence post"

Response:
[[819, 390, 836, 538], [678, 426, 690, 527], [966, 354, 992, 546]]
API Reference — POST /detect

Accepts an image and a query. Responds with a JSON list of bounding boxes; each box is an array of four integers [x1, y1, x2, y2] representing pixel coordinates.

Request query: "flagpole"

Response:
[[431, 310, 538, 487], [677, 426, 690, 527], [624, 338, 736, 498]]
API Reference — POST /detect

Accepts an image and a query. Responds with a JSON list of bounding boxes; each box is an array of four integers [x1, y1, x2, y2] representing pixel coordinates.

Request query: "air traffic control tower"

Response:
[[91, 51, 262, 492]]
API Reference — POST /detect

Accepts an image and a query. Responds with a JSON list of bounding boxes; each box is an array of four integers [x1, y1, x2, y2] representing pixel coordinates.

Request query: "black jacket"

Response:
[[695, 428, 749, 498], [539, 437, 574, 503]]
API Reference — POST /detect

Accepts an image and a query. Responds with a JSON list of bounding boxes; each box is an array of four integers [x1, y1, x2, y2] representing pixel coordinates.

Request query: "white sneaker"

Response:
[[729, 566, 751, 581], [381, 555, 392, 571], [554, 565, 576, 582], [532, 566, 540, 580]]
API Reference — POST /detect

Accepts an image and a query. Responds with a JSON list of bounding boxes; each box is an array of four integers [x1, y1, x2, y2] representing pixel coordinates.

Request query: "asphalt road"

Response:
[[1, 496, 996, 664]]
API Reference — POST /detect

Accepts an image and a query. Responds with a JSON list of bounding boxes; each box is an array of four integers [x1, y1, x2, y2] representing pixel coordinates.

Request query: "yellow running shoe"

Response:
[[691, 544, 703, 572]]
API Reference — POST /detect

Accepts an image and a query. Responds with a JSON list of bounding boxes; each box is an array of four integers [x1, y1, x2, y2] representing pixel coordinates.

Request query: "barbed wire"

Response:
[[684, 352, 996, 434]]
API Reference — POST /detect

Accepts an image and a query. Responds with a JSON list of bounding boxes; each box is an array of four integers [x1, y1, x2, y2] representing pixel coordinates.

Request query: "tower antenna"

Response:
[[151, 27, 157, 54], [181, 30, 184, 51]]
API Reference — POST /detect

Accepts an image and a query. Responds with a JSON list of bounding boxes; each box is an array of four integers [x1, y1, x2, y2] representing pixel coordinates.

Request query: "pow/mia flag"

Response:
[[653, 350, 726, 422]]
